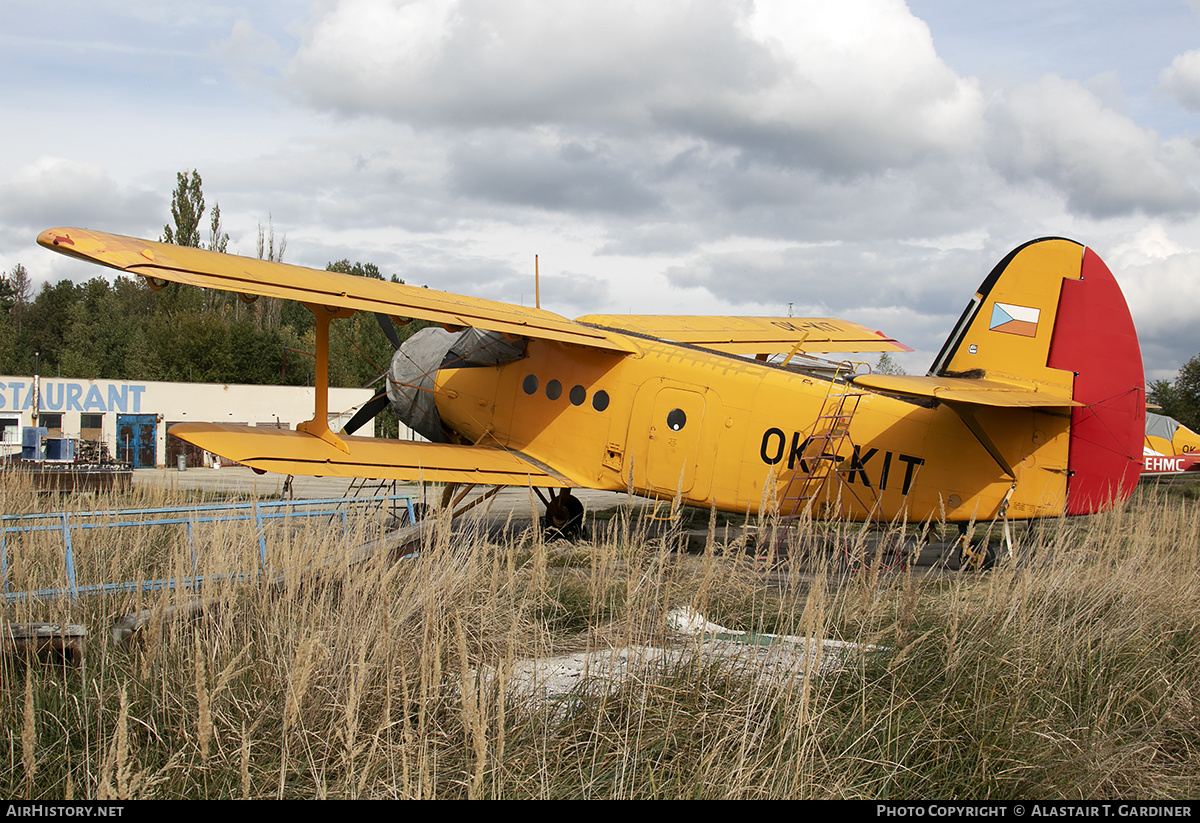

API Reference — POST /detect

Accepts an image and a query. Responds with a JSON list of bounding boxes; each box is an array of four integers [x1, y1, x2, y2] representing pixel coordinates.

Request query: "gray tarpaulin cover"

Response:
[[1146, 411, 1179, 442], [387, 328, 527, 443]]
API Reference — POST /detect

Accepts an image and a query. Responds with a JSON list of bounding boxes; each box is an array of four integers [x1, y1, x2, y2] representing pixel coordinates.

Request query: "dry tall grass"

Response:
[[1, 476, 1198, 799]]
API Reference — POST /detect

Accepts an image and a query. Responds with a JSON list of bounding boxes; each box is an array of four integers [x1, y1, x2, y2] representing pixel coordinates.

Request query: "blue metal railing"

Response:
[[1, 495, 418, 603]]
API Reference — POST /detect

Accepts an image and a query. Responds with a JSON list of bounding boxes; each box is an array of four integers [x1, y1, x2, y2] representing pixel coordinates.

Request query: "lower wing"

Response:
[[170, 423, 571, 487]]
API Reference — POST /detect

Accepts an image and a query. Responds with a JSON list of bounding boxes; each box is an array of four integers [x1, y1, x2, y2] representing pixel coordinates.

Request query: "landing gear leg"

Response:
[[542, 488, 585, 541]]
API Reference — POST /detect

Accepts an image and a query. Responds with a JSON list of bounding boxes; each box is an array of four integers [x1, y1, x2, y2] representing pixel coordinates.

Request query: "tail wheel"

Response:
[[952, 536, 995, 571]]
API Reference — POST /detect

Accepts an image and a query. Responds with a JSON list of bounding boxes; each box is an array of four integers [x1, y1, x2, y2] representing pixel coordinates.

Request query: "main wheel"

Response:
[[543, 489, 585, 540]]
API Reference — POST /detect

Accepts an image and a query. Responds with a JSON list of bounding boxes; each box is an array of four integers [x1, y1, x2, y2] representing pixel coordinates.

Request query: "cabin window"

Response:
[[667, 409, 687, 431], [522, 374, 538, 395], [546, 379, 562, 401], [592, 391, 610, 412], [569, 385, 586, 406]]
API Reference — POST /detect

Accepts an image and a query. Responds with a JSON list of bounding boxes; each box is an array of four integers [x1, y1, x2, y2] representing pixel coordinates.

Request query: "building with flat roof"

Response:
[[0, 375, 386, 468]]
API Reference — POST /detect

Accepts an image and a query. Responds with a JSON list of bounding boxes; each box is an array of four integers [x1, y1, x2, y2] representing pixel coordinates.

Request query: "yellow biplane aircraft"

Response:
[[39, 229, 1145, 528]]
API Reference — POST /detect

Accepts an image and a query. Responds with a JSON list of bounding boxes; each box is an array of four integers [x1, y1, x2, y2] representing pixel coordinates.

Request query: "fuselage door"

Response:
[[643, 386, 707, 495]]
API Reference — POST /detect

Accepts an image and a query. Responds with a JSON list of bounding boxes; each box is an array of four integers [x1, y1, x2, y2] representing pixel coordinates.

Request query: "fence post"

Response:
[[1, 526, 8, 595], [254, 503, 267, 571], [61, 512, 78, 600]]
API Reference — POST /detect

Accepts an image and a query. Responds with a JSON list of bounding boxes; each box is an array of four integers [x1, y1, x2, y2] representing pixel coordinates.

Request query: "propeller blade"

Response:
[[374, 312, 403, 349], [341, 390, 390, 435]]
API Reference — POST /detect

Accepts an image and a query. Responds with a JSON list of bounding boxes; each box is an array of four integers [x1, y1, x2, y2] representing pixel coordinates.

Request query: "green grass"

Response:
[[1, 476, 1198, 798]]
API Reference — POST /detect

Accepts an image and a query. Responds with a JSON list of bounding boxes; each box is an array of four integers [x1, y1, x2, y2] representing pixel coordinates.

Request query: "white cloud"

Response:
[[285, 0, 983, 175], [0, 157, 162, 287], [287, 0, 752, 129], [664, 241, 986, 318], [986, 75, 1200, 217], [0, 156, 160, 232], [1161, 49, 1200, 112], [447, 135, 662, 214], [216, 18, 290, 91], [732, 0, 983, 171], [1106, 225, 1200, 375], [278, 0, 1200, 235]]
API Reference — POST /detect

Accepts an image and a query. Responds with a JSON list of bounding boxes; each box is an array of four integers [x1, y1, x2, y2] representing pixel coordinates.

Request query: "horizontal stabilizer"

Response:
[[853, 374, 1080, 408], [576, 314, 911, 355], [169, 423, 571, 487]]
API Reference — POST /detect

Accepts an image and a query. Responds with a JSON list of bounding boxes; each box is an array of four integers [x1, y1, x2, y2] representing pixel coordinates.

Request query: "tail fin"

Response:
[[930, 237, 1145, 513]]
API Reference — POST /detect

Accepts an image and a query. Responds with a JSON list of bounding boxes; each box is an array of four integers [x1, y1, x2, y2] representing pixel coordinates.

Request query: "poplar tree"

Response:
[[162, 169, 205, 247], [3, 264, 30, 323]]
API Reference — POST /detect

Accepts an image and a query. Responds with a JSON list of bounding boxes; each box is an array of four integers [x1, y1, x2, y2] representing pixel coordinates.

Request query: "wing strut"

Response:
[[296, 303, 356, 454], [943, 401, 1016, 480]]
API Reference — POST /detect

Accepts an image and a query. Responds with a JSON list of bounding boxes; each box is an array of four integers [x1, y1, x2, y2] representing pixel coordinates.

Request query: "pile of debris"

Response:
[[75, 438, 115, 464], [478, 608, 887, 711]]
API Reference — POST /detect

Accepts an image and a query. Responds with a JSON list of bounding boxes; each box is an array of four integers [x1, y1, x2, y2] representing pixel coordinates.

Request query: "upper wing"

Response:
[[38, 228, 637, 354], [169, 423, 572, 486], [39, 228, 910, 358], [575, 314, 911, 355]]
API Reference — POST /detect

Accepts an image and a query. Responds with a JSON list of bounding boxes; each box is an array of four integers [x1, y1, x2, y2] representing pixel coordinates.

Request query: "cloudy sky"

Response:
[[3, 0, 1200, 380]]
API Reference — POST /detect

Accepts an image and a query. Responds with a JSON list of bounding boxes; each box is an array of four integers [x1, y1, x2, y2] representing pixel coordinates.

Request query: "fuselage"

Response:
[[431, 336, 1072, 523]]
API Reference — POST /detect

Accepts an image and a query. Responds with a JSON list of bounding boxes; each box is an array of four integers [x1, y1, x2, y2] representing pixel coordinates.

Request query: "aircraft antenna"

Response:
[[535, 254, 541, 309]]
